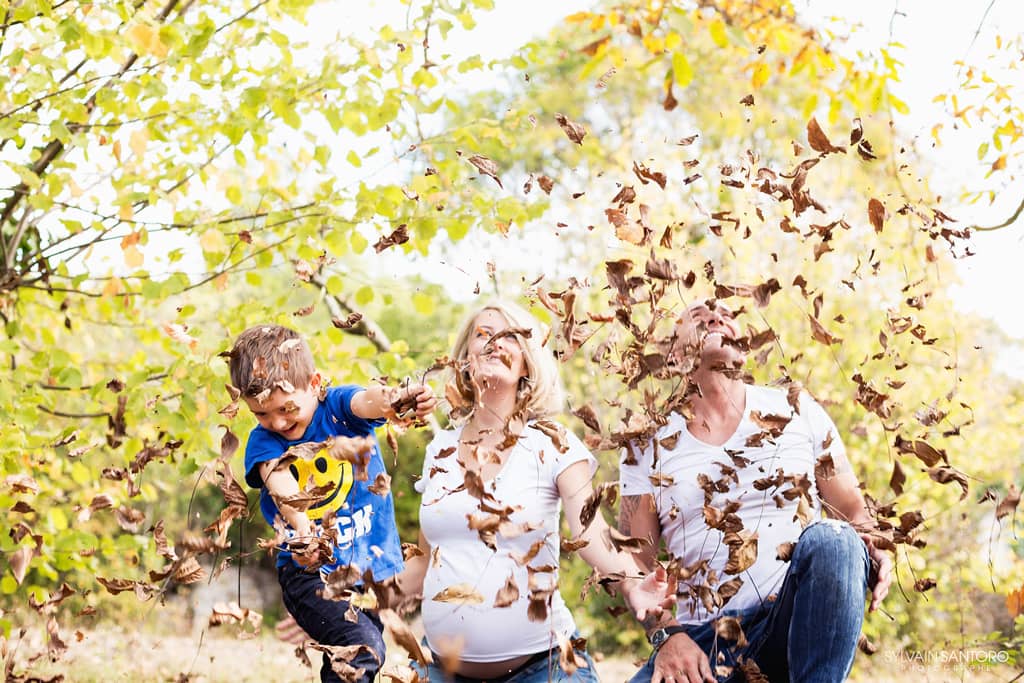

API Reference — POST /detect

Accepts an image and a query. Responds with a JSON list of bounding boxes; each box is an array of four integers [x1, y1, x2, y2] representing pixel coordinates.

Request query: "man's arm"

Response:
[[619, 493, 714, 683], [818, 471, 893, 611]]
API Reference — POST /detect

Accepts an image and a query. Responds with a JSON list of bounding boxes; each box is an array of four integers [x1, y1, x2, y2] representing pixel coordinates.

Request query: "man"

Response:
[[620, 299, 892, 683]]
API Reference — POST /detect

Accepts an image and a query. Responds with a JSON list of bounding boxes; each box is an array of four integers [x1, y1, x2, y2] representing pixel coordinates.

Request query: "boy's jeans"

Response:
[[631, 520, 870, 683], [279, 562, 386, 683]]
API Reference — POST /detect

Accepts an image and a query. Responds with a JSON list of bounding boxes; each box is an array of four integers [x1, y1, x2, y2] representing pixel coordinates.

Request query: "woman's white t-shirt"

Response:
[[416, 423, 595, 661], [620, 386, 849, 625]]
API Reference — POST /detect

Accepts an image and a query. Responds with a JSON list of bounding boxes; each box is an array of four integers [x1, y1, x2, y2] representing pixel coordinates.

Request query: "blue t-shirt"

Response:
[[243, 385, 404, 581]]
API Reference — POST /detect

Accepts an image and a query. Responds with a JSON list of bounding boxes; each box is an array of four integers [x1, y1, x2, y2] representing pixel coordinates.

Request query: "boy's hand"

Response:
[[386, 383, 437, 422]]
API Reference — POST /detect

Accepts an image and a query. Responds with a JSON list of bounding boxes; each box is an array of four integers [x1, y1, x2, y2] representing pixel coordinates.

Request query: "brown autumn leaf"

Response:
[[532, 419, 569, 453], [96, 576, 156, 600], [380, 608, 432, 667], [28, 583, 76, 612], [996, 484, 1021, 521], [776, 542, 795, 561], [889, 459, 906, 496], [560, 536, 590, 553], [868, 198, 886, 233], [174, 556, 206, 584], [927, 465, 969, 500], [808, 314, 842, 345], [607, 527, 650, 554], [368, 473, 392, 496], [493, 573, 520, 608], [332, 312, 364, 329], [467, 154, 502, 188], [895, 435, 947, 467], [714, 616, 748, 647], [611, 185, 636, 206], [914, 578, 937, 593], [724, 531, 758, 574], [510, 539, 546, 566], [381, 664, 421, 683], [814, 454, 836, 481], [572, 404, 602, 433], [554, 113, 586, 144], [858, 634, 879, 656], [632, 160, 667, 189], [432, 583, 485, 605], [806, 117, 845, 155], [374, 224, 410, 253]]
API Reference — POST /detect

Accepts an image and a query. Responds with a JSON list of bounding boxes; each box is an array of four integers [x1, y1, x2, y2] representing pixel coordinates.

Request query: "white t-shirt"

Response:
[[416, 423, 595, 661], [619, 385, 849, 625]]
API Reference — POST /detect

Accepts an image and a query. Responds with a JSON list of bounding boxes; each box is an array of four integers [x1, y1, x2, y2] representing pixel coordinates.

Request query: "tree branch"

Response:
[[969, 194, 1024, 232], [0, 0, 183, 234], [37, 405, 108, 419], [311, 273, 393, 352]]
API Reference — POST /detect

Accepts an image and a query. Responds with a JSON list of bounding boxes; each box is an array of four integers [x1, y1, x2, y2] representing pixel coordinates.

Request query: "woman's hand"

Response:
[[622, 565, 677, 621]]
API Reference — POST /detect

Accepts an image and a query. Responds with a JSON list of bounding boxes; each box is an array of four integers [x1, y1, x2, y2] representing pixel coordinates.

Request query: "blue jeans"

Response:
[[631, 520, 870, 683], [278, 563, 386, 683], [411, 634, 599, 683]]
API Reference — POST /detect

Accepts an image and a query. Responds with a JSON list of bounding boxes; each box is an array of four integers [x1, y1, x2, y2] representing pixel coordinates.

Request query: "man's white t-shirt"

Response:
[[620, 385, 849, 625], [416, 423, 595, 660]]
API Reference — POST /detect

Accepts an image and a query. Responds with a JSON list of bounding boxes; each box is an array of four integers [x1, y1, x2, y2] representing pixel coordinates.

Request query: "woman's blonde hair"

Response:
[[447, 299, 564, 422]]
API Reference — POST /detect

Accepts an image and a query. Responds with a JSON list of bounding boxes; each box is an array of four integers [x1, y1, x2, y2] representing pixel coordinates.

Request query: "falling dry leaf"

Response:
[[467, 155, 503, 188], [554, 113, 587, 144], [868, 198, 886, 233]]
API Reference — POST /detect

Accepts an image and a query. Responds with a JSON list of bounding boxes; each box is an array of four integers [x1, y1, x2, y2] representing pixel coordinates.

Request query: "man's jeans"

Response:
[[631, 520, 870, 683], [279, 563, 386, 683]]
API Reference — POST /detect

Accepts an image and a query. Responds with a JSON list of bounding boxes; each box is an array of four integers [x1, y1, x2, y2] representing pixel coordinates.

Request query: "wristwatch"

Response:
[[648, 625, 687, 650]]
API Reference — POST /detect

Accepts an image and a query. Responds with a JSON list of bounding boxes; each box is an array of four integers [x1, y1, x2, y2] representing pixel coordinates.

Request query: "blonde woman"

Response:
[[399, 300, 671, 682]]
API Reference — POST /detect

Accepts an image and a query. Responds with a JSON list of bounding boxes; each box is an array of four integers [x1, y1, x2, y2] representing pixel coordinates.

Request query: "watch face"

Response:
[[650, 629, 666, 647]]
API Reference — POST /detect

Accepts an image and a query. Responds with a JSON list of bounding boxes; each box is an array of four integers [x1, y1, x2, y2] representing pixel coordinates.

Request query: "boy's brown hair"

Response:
[[228, 325, 316, 397]]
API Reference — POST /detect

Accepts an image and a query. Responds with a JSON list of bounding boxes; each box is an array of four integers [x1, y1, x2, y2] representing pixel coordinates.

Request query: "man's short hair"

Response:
[[228, 325, 315, 397]]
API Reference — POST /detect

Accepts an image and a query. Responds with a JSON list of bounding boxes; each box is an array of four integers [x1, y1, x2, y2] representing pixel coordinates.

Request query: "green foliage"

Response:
[[1, 0, 1022, 676]]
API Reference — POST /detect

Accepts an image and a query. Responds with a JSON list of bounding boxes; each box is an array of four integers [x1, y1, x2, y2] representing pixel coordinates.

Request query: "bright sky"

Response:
[[316, 0, 1023, 371]]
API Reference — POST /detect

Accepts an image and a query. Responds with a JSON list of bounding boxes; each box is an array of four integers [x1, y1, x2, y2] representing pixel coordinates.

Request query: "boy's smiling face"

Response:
[[244, 375, 321, 441]]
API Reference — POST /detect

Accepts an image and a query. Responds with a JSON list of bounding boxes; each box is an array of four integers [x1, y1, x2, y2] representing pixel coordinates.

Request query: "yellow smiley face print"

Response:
[[288, 450, 354, 521]]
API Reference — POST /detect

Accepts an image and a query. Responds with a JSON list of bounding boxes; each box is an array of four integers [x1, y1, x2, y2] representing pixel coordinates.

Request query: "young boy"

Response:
[[229, 324, 435, 683]]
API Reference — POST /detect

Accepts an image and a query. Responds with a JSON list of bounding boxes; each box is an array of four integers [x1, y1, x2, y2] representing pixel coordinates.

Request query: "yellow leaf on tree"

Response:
[[751, 62, 771, 89], [102, 277, 124, 298], [199, 228, 227, 253], [118, 204, 133, 220], [214, 272, 229, 291], [112, 140, 122, 163], [126, 23, 167, 58], [709, 19, 728, 48], [992, 154, 1007, 172], [664, 31, 682, 52], [129, 129, 149, 158], [672, 52, 693, 88], [123, 244, 144, 269]]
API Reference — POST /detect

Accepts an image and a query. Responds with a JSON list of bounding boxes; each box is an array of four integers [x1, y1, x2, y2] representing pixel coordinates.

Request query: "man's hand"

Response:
[[623, 566, 677, 621], [862, 534, 893, 611], [652, 632, 715, 683]]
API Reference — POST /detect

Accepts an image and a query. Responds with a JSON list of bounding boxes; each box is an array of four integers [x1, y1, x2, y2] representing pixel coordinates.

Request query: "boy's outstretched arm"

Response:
[[350, 382, 437, 421]]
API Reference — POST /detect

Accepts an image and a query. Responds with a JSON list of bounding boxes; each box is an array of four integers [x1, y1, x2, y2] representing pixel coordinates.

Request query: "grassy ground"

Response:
[[7, 621, 1020, 682]]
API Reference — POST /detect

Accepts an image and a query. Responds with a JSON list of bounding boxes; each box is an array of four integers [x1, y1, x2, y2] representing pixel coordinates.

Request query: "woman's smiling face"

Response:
[[465, 309, 528, 392]]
